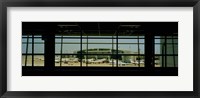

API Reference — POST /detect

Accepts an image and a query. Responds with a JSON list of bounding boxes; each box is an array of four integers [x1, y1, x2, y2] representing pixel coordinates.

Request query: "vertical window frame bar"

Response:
[[172, 35, 176, 67], [32, 34, 34, 67], [25, 35, 29, 67], [112, 36, 114, 67], [164, 35, 167, 67], [80, 30, 83, 67], [86, 36, 88, 67], [116, 30, 118, 67], [137, 35, 140, 67], [161, 38, 164, 67], [60, 35, 63, 67]]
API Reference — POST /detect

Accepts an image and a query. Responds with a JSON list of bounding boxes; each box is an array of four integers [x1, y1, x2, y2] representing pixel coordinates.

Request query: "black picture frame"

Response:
[[0, 0, 199, 98]]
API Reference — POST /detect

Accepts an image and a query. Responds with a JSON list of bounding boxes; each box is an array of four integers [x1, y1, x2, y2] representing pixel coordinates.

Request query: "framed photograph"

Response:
[[0, 0, 199, 98]]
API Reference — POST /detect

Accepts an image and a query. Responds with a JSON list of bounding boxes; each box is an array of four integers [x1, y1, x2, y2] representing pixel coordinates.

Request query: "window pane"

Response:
[[166, 56, 177, 67], [119, 55, 144, 67], [28, 44, 33, 53], [34, 55, 44, 66], [22, 44, 27, 54], [22, 55, 32, 66], [55, 55, 80, 67], [175, 56, 178, 67], [22, 44, 32, 53], [155, 44, 161, 54], [174, 44, 178, 54], [55, 38, 61, 43], [34, 38, 44, 43], [55, 44, 61, 54], [139, 36, 145, 38], [63, 39, 80, 54], [155, 39, 161, 43], [118, 39, 137, 43], [118, 36, 138, 38], [139, 44, 145, 54], [63, 44, 80, 53], [156, 56, 178, 67], [83, 55, 112, 67], [118, 44, 138, 54], [155, 56, 161, 67], [34, 44, 44, 53], [55, 37, 80, 54], [88, 39, 113, 51], [118, 38, 144, 55]]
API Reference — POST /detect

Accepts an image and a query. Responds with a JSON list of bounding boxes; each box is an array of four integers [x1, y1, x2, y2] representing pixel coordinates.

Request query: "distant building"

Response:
[[75, 48, 143, 63]]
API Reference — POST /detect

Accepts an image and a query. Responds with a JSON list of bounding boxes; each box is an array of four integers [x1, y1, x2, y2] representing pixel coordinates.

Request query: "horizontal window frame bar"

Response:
[[22, 37, 146, 39], [154, 43, 178, 44], [22, 35, 178, 39], [22, 42, 177, 44], [23, 53, 146, 56], [23, 42, 146, 44], [22, 37, 177, 39], [154, 54, 178, 56]]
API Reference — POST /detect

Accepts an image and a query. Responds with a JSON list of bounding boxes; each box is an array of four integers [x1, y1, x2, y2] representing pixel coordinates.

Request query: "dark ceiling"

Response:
[[22, 22, 178, 36]]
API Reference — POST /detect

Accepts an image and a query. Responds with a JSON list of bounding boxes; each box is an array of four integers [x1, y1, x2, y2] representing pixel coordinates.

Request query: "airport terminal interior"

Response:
[[22, 22, 178, 68]]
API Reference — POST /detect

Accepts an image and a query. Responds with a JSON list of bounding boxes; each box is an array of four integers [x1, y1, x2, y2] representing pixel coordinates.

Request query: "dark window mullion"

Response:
[[164, 36, 167, 67], [86, 36, 88, 67], [24, 42, 146, 44], [60, 35, 63, 67], [23, 36, 147, 39], [116, 31, 118, 67], [80, 30, 83, 67], [23, 54, 45, 55], [25, 35, 29, 67], [172, 35, 176, 67], [161, 40, 164, 67], [137, 35, 140, 67], [144, 32, 154, 68], [112, 36, 114, 67], [32, 34, 34, 67], [154, 54, 178, 56]]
